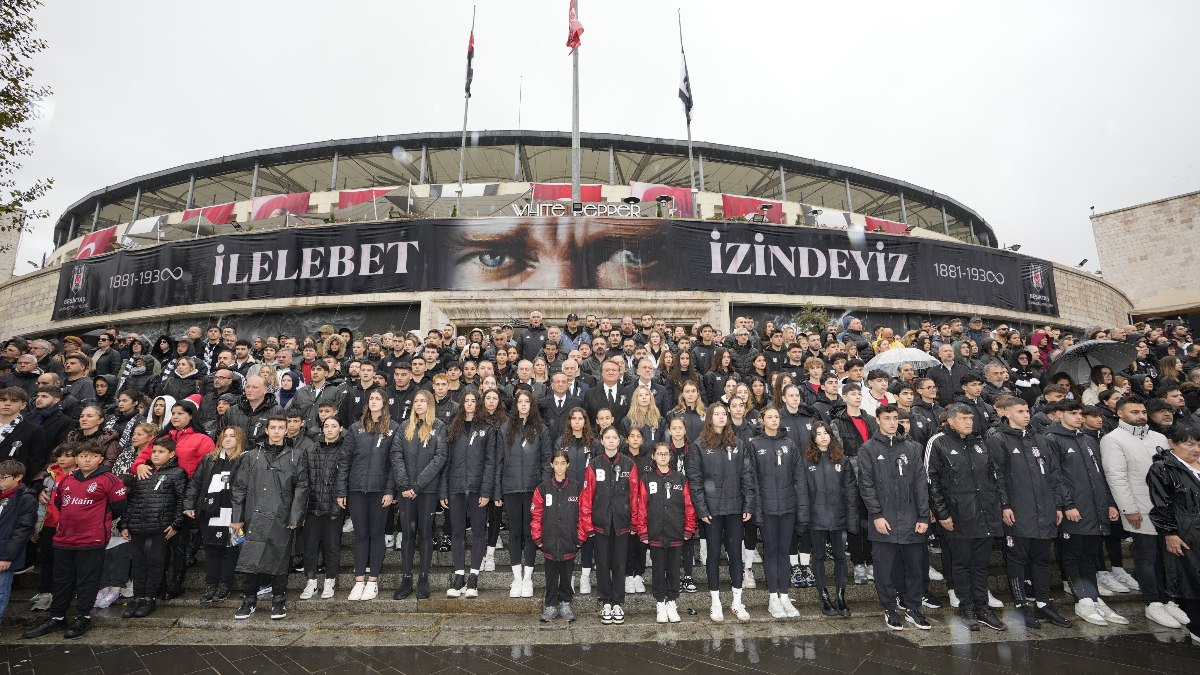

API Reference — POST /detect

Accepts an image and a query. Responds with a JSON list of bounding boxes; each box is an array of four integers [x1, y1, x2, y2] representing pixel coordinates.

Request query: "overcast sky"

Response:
[[13, 0, 1200, 275]]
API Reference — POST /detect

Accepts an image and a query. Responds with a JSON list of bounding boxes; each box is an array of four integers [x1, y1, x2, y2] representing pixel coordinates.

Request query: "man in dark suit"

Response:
[[560, 358, 590, 400], [927, 343, 970, 407], [584, 359, 630, 423], [629, 357, 670, 413], [539, 373, 583, 440]]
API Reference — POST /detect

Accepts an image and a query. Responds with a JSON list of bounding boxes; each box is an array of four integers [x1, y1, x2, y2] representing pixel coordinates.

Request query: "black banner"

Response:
[[54, 218, 1058, 321]]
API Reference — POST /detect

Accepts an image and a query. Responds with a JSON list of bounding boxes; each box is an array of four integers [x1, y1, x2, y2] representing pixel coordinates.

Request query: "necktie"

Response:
[[608, 388, 615, 404]]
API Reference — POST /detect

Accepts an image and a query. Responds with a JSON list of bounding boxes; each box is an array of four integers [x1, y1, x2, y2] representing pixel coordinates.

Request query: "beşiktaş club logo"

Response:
[[1027, 263, 1045, 291], [69, 265, 86, 295]]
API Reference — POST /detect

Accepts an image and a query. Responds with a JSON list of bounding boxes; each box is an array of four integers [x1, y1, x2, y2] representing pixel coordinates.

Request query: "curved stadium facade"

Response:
[[0, 130, 1130, 341]]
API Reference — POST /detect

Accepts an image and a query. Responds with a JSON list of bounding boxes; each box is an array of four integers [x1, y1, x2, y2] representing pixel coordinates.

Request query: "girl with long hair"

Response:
[[299, 416, 346, 601], [393, 389, 447, 600], [185, 426, 246, 603], [668, 381, 706, 443], [803, 421, 858, 617], [704, 348, 736, 405], [561, 407, 598, 594], [442, 392, 496, 598], [582, 424, 640, 625], [747, 407, 806, 619], [336, 389, 397, 601], [621, 385, 666, 446], [495, 389, 551, 598]]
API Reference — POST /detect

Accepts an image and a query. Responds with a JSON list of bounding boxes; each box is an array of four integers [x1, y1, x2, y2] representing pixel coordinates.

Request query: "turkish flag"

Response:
[[338, 188, 394, 209], [566, 0, 584, 52], [76, 226, 117, 260], [865, 216, 911, 235], [721, 195, 784, 224], [532, 183, 603, 202]]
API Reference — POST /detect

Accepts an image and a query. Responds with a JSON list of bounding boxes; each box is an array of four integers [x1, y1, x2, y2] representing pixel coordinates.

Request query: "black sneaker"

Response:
[[21, 617, 66, 639], [200, 584, 219, 604], [895, 594, 909, 612], [905, 609, 931, 630], [1035, 602, 1073, 628], [270, 595, 287, 620], [960, 608, 980, 632], [464, 573, 479, 598], [122, 598, 143, 619], [1017, 604, 1042, 628], [976, 608, 1007, 632], [394, 575, 414, 600], [216, 583, 231, 601], [681, 575, 697, 593], [234, 597, 257, 620], [416, 575, 430, 599], [884, 608, 904, 630], [446, 573, 466, 598], [789, 564, 804, 588], [63, 615, 92, 639], [798, 565, 815, 588], [921, 594, 944, 610], [134, 598, 156, 618]]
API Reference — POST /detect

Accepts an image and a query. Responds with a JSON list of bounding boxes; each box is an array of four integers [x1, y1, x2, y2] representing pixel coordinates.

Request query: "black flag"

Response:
[[465, 30, 475, 98], [678, 50, 693, 124]]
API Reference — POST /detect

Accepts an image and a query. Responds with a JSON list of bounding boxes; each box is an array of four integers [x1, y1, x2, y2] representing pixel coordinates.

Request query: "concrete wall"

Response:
[[1091, 190, 1200, 305]]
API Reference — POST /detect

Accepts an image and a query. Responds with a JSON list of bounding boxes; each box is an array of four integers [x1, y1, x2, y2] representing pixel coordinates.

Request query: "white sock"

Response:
[[511, 564, 522, 580], [1111, 566, 1125, 575], [789, 554, 799, 566], [769, 592, 779, 601], [732, 588, 743, 605], [799, 553, 811, 566], [469, 568, 479, 575], [523, 566, 533, 581], [581, 567, 590, 578], [710, 590, 720, 603], [454, 569, 464, 576], [487, 546, 496, 557]]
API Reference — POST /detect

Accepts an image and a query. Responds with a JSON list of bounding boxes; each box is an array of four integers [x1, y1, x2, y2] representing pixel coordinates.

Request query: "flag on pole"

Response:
[[75, 226, 117, 260], [678, 50, 694, 124], [566, 0, 584, 52], [465, 29, 475, 97]]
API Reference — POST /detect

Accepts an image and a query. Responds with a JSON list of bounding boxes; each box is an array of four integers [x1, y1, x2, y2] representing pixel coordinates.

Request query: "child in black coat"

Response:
[[531, 449, 590, 622], [120, 438, 187, 618]]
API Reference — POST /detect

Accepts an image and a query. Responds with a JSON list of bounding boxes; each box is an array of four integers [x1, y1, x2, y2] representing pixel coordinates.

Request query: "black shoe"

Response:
[[63, 615, 92, 639], [465, 573, 479, 596], [819, 589, 838, 617], [680, 575, 697, 593], [799, 565, 815, 588], [394, 575, 414, 600], [884, 608, 904, 630], [437, 535, 451, 552], [1016, 604, 1042, 628], [789, 564, 804, 588], [921, 593, 944, 610], [1035, 602, 1073, 628], [234, 597, 256, 620], [122, 598, 143, 619], [977, 608, 1007, 632], [164, 572, 186, 600], [270, 595, 287, 620], [134, 598, 156, 618], [416, 575, 430, 599], [200, 584, 219, 604], [836, 586, 850, 617], [446, 573, 466, 598], [905, 609, 932, 630], [216, 583, 231, 601], [21, 617, 65, 639], [960, 608, 980, 631]]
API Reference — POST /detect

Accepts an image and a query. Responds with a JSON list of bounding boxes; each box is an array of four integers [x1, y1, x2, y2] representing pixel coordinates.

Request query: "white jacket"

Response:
[[1100, 421, 1170, 534]]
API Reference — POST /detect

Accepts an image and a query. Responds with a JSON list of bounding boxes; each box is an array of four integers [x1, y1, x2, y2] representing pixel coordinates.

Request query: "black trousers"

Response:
[[650, 546, 682, 602], [762, 513, 796, 594], [130, 534, 170, 598], [348, 492, 388, 577], [1099, 520, 1125, 569], [1131, 532, 1166, 605], [743, 521, 759, 550], [848, 493, 871, 564], [302, 513, 343, 580], [243, 572, 289, 599], [487, 502, 503, 548], [1004, 536, 1052, 602], [872, 541, 924, 611], [947, 537, 992, 611], [37, 527, 56, 594], [544, 558, 575, 607], [49, 546, 105, 618], [626, 534, 647, 575], [594, 530, 628, 605], [400, 493, 438, 577], [1179, 598, 1200, 629], [811, 529, 848, 590], [204, 544, 238, 586], [449, 493, 488, 571], [503, 492, 536, 568], [100, 539, 131, 588], [704, 514, 744, 591], [1060, 533, 1101, 600]]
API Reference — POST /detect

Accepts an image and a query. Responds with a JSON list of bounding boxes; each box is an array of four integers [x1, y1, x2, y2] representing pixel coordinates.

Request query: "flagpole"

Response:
[[679, 9, 695, 200], [571, 1, 581, 205], [456, 6, 477, 215]]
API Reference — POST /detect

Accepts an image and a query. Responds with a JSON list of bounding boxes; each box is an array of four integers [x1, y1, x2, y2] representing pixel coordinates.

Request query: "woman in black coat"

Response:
[[494, 389, 551, 599], [802, 421, 859, 617], [185, 426, 245, 603], [1148, 425, 1200, 634], [440, 391, 496, 598]]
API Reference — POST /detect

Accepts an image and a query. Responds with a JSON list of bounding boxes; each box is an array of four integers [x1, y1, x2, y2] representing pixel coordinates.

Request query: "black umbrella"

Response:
[[1047, 339, 1136, 384]]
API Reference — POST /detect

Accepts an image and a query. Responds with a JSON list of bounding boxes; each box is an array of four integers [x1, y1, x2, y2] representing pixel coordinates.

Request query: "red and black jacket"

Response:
[[583, 451, 639, 536], [531, 476, 589, 561], [52, 465, 127, 549], [633, 465, 696, 548]]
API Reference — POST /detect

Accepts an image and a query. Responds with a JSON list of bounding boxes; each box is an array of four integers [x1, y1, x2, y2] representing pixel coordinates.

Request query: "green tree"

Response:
[[0, 0, 53, 251]]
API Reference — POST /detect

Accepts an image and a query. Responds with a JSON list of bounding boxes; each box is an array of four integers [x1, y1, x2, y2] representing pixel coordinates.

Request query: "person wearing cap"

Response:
[[561, 313, 592, 352], [1146, 399, 1178, 436], [965, 318, 988, 350]]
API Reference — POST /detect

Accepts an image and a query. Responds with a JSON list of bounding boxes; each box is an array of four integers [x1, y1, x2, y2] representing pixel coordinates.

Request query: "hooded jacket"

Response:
[[829, 405, 879, 458], [686, 437, 755, 520], [232, 440, 309, 575], [225, 392, 283, 442], [122, 455, 187, 535], [0, 482, 37, 567], [857, 432, 928, 544], [162, 365, 203, 403], [1044, 422, 1116, 536], [132, 425, 214, 477], [802, 450, 860, 533], [926, 429, 1007, 539], [494, 418, 552, 495], [908, 399, 944, 449], [1101, 421, 1171, 535], [986, 423, 1066, 540], [778, 403, 822, 453], [1148, 452, 1200, 599]]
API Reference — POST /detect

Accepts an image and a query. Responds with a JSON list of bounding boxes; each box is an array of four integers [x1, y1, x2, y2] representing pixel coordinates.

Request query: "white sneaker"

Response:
[[521, 577, 534, 598], [321, 579, 336, 599], [731, 602, 750, 621], [666, 600, 681, 623], [1097, 571, 1129, 594], [711, 599, 724, 622], [300, 579, 319, 600], [579, 571, 591, 595], [742, 572, 756, 589], [1097, 583, 1115, 597], [385, 535, 395, 549], [928, 566, 944, 582], [987, 591, 1004, 609], [343, 519, 354, 533], [1165, 601, 1191, 625], [509, 578, 521, 598], [348, 581, 366, 601], [482, 553, 495, 572], [768, 595, 787, 619], [633, 576, 646, 593], [1075, 598, 1109, 626], [1096, 599, 1129, 625], [656, 601, 668, 623], [1111, 567, 1140, 591], [362, 581, 378, 600], [780, 596, 800, 618], [120, 580, 135, 598], [625, 577, 635, 594], [1146, 602, 1182, 629], [948, 589, 960, 608]]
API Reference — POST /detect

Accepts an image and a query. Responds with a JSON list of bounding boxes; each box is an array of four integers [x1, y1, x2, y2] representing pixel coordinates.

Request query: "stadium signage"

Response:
[[52, 218, 1058, 320], [511, 202, 642, 217]]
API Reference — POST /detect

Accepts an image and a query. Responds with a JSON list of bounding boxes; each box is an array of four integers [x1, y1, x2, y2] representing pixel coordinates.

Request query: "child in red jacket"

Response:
[[633, 442, 696, 624], [531, 449, 590, 623]]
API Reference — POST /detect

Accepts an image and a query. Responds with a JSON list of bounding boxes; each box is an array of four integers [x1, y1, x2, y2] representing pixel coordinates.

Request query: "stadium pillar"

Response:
[[899, 191, 908, 224], [969, 219, 976, 244], [131, 187, 142, 224], [249, 161, 259, 199], [608, 147, 616, 185], [419, 145, 427, 184], [843, 176, 853, 212], [67, 215, 77, 243], [91, 201, 100, 232], [941, 205, 949, 236], [779, 165, 787, 201], [185, 174, 196, 210], [698, 152, 705, 192], [330, 152, 339, 191], [513, 143, 521, 181]]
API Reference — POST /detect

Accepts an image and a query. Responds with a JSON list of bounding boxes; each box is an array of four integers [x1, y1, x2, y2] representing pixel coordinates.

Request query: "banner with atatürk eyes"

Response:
[[52, 218, 1058, 320]]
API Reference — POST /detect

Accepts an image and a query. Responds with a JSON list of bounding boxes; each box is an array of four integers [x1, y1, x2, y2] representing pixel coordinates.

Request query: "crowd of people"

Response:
[[1, 310, 1199, 642]]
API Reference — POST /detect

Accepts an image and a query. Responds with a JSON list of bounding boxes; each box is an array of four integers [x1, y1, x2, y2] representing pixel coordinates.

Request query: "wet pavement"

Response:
[[2, 629, 1199, 675]]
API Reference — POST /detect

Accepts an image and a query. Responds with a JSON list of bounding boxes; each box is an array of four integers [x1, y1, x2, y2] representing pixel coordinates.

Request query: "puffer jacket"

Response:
[[908, 399, 944, 449], [66, 428, 121, 468], [778, 404, 822, 452], [494, 418, 552, 495], [829, 406, 879, 458], [441, 419, 497, 499], [0, 483, 37, 568], [306, 433, 345, 517], [926, 429, 1007, 539], [802, 450, 859, 533], [986, 423, 1065, 540], [584, 450, 640, 535], [531, 477, 588, 560], [225, 393, 284, 442], [728, 341, 760, 376], [121, 456, 187, 535], [560, 436, 599, 486], [686, 438, 755, 520], [336, 420, 400, 496], [1044, 422, 1116, 536], [1101, 421, 1170, 535], [633, 465, 696, 547], [132, 426, 214, 477], [392, 418, 448, 495], [161, 369, 203, 404], [857, 432, 929, 544], [747, 432, 808, 521]]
